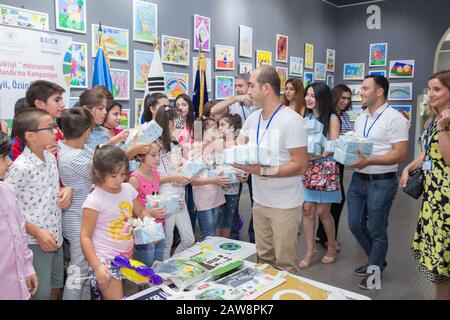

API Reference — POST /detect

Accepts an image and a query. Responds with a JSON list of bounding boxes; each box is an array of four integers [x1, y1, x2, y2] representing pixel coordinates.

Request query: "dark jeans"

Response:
[[185, 184, 197, 232], [316, 163, 345, 243], [218, 194, 240, 229], [230, 175, 255, 243], [347, 173, 398, 268]]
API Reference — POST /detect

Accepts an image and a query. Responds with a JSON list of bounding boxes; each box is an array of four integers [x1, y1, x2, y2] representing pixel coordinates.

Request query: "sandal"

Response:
[[321, 243, 338, 264], [299, 249, 316, 269], [324, 240, 341, 253]]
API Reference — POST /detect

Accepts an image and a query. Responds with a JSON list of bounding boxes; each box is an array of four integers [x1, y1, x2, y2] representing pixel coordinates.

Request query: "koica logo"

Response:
[[40, 36, 59, 46]]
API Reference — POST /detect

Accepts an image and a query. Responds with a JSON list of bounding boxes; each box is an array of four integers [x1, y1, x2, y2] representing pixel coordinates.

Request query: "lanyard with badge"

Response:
[[423, 121, 435, 172], [362, 105, 390, 138], [256, 103, 283, 145], [240, 103, 247, 121]]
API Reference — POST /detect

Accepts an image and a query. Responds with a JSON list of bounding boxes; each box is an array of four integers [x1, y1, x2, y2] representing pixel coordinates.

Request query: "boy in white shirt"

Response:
[[5, 108, 72, 300]]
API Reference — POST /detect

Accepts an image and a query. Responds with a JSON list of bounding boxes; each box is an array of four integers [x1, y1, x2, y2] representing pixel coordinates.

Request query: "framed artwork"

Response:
[[215, 76, 235, 100], [0, 4, 49, 30], [256, 50, 272, 67], [69, 97, 79, 108], [388, 82, 413, 101], [289, 57, 303, 77], [193, 14, 210, 52], [71, 42, 88, 88], [239, 62, 253, 74], [120, 108, 131, 130], [349, 104, 364, 122], [110, 69, 130, 100], [389, 60, 415, 78], [55, 0, 86, 34], [303, 72, 314, 88], [134, 98, 144, 128], [192, 56, 212, 91], [276, 67, 288, 93], [92, 24, 129, 61], [134, 50, 154, 91], [304, 43, 314, 69], [347, 84, 363, 102], [164, 72, 189, 99], [276, 34, 288, 63], [369, 70, 386, 77], [161, 35, 189, 66], [133, 0, 157, 44], [326, 49, 336, 72], [391, 105, 412, 122], [343, 63, 365, 80], [326, 74, 335, 89], [239, 25, 253, 58], [215, 45, 235, 70], [369, 43, 388, 67], [314, 63, 326, 81]]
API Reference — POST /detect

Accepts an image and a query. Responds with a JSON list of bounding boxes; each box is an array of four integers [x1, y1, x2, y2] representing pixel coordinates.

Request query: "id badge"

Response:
[[423, 160, 432, 172]]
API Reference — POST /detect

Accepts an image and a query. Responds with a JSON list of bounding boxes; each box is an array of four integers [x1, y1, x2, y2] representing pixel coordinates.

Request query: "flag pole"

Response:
[[98, 21, 102, 48], [198, 34, 205, 118]]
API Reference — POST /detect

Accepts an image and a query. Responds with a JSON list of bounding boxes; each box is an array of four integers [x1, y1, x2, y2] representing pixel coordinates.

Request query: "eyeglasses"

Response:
[[29, 125, 55, 133]]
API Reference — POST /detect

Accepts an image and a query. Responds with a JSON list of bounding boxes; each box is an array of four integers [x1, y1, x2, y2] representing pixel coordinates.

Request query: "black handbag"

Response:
[[402, 168, 424, 199]]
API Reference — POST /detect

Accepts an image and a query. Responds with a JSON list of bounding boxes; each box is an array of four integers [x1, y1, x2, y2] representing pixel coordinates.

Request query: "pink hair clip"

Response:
[[164, 106, 170, 111]]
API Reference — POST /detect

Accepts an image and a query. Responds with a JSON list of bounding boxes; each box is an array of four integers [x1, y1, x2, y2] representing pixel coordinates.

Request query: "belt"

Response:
[[355, 172, 396, 181]]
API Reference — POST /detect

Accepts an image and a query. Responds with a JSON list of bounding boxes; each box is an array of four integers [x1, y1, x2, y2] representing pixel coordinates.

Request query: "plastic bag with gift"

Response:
[[120, 120, 163, 150], [132, 217, 166, 245], [146, 194, 182, 214]]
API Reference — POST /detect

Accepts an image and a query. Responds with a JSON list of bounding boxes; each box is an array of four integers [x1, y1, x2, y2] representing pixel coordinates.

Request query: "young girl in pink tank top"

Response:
[[129, 140, 167, 267]]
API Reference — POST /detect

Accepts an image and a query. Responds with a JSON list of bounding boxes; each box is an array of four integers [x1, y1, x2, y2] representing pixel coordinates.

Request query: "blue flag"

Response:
[[192, 63, 208, 118], [92, 47, 113, 94]]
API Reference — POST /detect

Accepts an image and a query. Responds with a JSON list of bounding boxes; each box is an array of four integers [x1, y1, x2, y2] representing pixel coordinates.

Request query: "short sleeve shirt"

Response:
[[240, 106, 308, 209], [82, 183, 138, 261], [353, 103, 409, 174], [5, 147, 62, 246]]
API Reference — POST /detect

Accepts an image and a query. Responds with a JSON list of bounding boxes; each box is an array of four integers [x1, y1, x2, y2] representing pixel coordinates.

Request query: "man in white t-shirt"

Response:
[[347, 75, 409, 290], [234, 66, 308, 273]]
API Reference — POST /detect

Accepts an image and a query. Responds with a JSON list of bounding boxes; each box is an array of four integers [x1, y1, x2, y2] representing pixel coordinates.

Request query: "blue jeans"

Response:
[[134, 239, 166, 267], [218, 194, 239, 229], [230, 175, 255, 243], [197, 206, 221, 240], [185, 184, 197, 232], [347, 173, 398, 268]]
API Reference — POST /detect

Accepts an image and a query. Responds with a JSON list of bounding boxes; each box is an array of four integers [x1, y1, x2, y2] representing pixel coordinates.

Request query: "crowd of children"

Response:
[[0, 80, 255, 300]]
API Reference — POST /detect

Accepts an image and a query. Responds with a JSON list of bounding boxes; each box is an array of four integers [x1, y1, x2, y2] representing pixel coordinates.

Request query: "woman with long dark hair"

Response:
[[315, 84, 352, 251], [283, 78, 306, 117], [300, 82, 341, 269]]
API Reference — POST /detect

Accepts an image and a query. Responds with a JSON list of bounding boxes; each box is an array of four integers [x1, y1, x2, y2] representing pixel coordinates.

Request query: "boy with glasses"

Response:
[[5, 108, 72, 300]]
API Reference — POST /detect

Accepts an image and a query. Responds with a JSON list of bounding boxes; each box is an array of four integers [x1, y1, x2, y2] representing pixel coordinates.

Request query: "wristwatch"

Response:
[[260, 166, 268, 178]]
